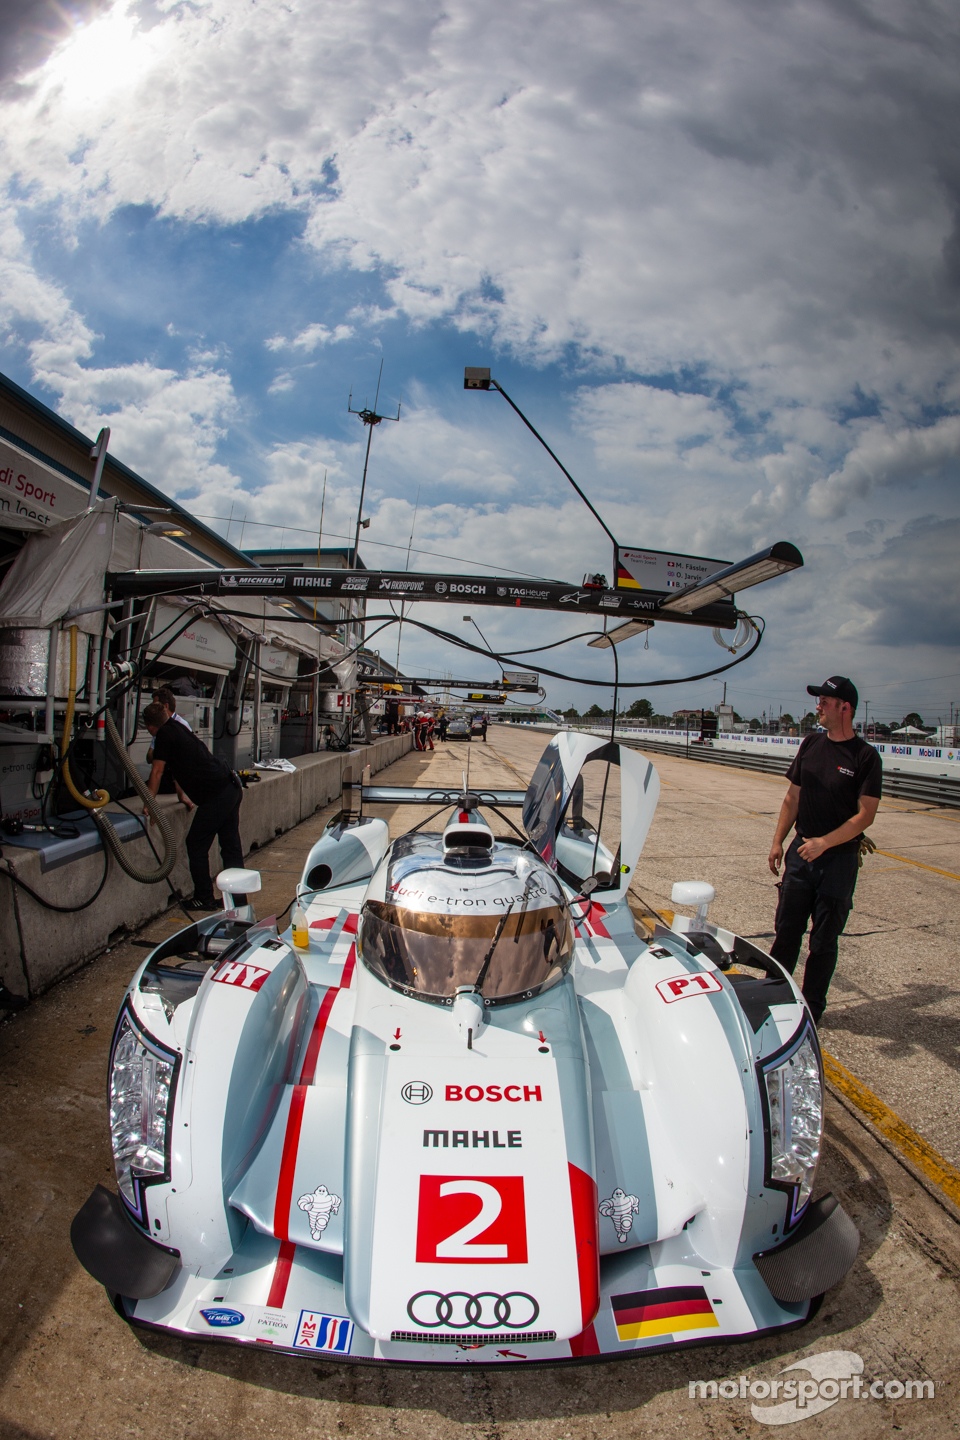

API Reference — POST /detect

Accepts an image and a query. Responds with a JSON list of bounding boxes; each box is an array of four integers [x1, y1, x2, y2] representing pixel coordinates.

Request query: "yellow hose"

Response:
[[61, 625, 110, 810]]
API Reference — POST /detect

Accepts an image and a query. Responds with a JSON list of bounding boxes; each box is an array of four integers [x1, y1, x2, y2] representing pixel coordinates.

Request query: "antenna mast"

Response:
[[348, 359, 401, 567]]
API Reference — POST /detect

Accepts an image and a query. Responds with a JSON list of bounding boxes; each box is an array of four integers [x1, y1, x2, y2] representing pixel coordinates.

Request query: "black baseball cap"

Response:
[[807, 675, 858, 710]]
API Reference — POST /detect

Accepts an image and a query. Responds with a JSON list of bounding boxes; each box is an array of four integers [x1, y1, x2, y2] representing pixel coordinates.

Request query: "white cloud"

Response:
[[266, 322, 354, 353], [0, 0, 958, 710], [808, 414, 960, 519]]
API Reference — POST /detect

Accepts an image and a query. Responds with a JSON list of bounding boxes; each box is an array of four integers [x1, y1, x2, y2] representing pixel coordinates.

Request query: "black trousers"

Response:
[[185, 782, 244, 904], [770, 838, 859, 1021]]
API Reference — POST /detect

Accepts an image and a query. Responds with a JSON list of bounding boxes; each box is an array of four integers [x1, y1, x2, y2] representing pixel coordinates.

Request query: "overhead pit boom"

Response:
[[106, 563, 781, 629]]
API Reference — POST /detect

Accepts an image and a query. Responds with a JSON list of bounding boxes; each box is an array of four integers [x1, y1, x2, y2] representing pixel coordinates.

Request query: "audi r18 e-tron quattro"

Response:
[[72, 731, 858, 1365]]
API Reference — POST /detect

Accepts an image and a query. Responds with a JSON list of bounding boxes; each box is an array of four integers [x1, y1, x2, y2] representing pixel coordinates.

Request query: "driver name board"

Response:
[[615, 546, 729, 593]]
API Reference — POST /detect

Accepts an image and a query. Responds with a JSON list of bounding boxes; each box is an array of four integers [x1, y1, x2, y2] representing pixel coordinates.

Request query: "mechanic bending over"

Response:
[[767, 675, 882, 1025], [141, 700, 246, 913]]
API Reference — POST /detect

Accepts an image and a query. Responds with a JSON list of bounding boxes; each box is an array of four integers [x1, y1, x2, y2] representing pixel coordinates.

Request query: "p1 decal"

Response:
[[416, 1175, 528, 1264], [656, 971, 722, 1004], [213, 960, 270, 992], [295, 1310, 354, 1353]]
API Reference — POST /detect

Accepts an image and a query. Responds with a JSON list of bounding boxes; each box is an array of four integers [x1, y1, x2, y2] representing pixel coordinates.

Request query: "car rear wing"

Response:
[[358, 783, 526, 808]]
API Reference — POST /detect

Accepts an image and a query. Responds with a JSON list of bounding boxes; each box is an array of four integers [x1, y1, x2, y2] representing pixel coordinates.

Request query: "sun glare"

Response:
[[42, 3, 153, 106]]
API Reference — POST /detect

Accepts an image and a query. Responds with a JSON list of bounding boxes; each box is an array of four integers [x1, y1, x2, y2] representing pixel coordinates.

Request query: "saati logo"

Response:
[[402, 1080, 434, 1104]]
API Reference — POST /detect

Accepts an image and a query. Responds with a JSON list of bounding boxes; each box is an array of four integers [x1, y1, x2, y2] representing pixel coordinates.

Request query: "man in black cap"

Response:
[[142, 700, 245, 912], [767, 676, 882, 1023]]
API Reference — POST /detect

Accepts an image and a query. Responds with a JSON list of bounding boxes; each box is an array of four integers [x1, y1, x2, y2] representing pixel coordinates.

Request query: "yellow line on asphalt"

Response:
[[874, 850, 960, 883], [823, 1051, 960, 1209]]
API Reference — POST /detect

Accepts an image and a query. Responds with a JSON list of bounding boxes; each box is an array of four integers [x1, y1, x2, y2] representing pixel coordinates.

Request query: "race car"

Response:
[[71, 731, 859, 1365]]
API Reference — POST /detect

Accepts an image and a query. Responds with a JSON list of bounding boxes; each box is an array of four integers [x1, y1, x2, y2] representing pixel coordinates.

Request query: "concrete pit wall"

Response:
[[0, 734, 412, 1002]]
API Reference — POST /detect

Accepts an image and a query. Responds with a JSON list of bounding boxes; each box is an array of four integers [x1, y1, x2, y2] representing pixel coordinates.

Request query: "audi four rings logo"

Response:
[[406, 1291, 540, 1329], [402, 1081, 433, 1104]]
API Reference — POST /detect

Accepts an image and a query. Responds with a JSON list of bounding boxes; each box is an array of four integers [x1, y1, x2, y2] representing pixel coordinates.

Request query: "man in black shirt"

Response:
[[767, 675, 882, 1022], [142, 700, 244, 911]]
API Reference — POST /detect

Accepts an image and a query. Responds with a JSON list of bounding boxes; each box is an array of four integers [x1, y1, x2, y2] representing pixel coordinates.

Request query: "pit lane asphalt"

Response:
[[1, 727, 958, 1439]]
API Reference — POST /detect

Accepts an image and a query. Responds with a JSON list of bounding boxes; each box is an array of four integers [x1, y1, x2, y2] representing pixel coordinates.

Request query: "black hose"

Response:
[[0, 847, 110, 913]]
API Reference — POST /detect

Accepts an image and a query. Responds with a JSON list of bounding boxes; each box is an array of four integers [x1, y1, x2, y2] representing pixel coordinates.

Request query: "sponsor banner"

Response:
[[111, 568, 738, 627], [219, 572, 287, 590], [0, 437, 90, 529], [615, 545, 729, 593], [150, 603, 237, 672]]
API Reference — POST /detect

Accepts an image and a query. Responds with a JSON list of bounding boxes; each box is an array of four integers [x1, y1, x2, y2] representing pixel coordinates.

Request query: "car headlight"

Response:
[[760, 1027, 822, 1221], [109, 1005, 179, 1224]]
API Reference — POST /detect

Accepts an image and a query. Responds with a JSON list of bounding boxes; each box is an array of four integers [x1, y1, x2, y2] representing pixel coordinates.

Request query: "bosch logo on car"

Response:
[[445, 1084, 542, 1102], [200, 1307, 245, 1327], [449, 583, 486, 594]]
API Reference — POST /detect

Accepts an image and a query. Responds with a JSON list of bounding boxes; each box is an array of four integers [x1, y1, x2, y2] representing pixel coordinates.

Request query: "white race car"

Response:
[[72, 732, 858, 1364]]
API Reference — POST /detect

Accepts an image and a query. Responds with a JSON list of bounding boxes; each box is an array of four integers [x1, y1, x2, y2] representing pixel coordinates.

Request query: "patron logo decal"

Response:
[[416, 1175, 528, 1264], [656, 972, 723, 1003], [402, 1081, 434, 1104]]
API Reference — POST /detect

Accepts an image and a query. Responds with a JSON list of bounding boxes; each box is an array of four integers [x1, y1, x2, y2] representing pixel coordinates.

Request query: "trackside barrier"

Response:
[[510, 724, 960, 811], [0, 732, 414, 1000]]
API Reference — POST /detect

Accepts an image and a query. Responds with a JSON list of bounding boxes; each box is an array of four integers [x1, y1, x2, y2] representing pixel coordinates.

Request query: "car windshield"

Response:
[[358, 897, 573, 1005]]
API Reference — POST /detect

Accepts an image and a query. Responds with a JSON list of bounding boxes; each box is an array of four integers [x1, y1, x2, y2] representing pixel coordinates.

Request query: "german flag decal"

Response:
[[611, 1285, 719, 1341]]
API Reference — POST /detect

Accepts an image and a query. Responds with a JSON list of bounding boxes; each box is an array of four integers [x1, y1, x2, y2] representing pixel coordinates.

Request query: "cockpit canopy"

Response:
[[357, 847, 574, 1006]]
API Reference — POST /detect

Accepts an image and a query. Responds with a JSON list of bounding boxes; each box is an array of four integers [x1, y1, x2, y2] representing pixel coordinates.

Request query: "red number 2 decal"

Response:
[[416, 1175, 528, 1264]]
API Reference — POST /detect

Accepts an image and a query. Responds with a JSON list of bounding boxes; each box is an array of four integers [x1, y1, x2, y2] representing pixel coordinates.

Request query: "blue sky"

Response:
[[1, 0, 959, 724]]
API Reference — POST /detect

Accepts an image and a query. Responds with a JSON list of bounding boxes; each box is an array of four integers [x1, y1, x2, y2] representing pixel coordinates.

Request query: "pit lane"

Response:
[[1, 727, 958, 1437]]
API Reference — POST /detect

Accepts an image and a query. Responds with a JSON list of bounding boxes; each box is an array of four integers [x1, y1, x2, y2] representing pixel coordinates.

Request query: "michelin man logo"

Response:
[[599, 1187, 640, 1243], [297, 1184, 341, 1241]]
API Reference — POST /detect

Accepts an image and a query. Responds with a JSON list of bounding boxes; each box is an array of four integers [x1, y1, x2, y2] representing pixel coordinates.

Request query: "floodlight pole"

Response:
[[464, 367, 619, 559]]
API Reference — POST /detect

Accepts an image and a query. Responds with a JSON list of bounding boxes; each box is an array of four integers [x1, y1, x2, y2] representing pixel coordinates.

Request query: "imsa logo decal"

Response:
[[295, 1310, 354, 1352]]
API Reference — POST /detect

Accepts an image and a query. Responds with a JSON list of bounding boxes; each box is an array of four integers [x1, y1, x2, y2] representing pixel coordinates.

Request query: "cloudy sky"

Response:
[[1, 0, 958, 724]]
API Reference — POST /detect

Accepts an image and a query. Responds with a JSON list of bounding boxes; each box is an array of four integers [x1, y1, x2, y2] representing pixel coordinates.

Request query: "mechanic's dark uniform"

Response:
[[151, 718, 244, 907], [770, 732, 882, 1021]]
